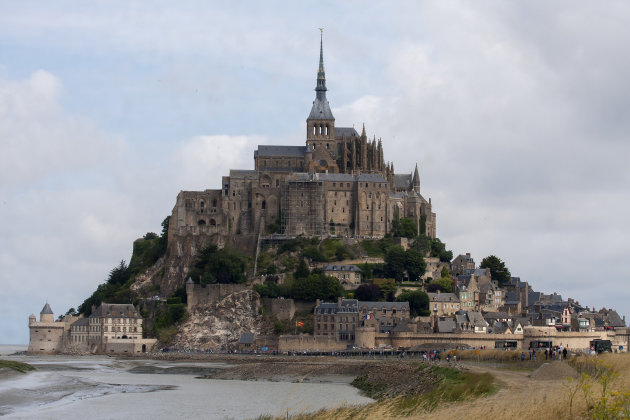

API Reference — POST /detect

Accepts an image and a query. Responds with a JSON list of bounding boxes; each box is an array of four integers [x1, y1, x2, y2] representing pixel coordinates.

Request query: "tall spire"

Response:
[[412, 163, 420, 192], [316, 28, 327, 93], [307, 29, 334, 122]]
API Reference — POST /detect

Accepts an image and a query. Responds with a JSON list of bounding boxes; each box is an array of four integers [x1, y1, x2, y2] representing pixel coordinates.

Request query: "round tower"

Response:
[[29, 313, 36, 325], [40, 302, 54, 323]]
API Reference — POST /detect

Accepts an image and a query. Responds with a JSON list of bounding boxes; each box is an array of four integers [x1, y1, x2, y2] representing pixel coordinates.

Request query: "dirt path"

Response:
[[407, 362, 569, 420]]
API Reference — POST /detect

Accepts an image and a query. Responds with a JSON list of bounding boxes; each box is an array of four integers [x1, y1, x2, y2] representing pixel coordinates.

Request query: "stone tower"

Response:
[[40, 302, 54, 322], [306, 30, 335, 152]]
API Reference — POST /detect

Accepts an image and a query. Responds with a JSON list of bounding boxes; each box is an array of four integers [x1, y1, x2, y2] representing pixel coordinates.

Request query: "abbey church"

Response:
[[171, 35, 436, 242]]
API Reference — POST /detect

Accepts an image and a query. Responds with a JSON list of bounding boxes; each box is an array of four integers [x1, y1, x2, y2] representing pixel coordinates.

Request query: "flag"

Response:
[[296, 321, 304, 327]]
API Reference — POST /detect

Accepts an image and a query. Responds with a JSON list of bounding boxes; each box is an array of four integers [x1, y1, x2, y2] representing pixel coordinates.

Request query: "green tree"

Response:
[[290, 274, 343, 301], [189, 245, 247, 284], [385, 245, 406, 282], [405, 249, 426, 281], [294, 259, 310, 279], [430, 277, 453, 293], [480, 255, 512, 286], [396, 290, 430, 317], [430, 238, 453, 262], [391, 218, 417, 238], [354, 284, 382, 301], [440, 266, 450, 278], [107, 260, 130, 285]]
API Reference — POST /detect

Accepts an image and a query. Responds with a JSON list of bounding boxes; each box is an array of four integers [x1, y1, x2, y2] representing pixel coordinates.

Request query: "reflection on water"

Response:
[[0, 353, 372, 419]]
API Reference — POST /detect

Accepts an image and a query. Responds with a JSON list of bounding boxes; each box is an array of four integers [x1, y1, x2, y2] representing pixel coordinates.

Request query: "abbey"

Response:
[[171, 35, 436, 241]]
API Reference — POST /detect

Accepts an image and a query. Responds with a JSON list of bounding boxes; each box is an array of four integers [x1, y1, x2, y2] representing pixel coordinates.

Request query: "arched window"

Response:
[[198, 219, 206, 226], [209, 219, 216, 226], [262, 200, 266, 210], [200, 201, 204, 209]]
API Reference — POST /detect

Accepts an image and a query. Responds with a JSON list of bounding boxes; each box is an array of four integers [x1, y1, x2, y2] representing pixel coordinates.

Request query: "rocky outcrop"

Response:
[[169, 289, 262, 351]]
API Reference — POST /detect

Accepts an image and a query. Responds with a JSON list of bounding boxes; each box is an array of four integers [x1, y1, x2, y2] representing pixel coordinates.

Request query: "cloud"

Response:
[[0, 70, 125, 190]]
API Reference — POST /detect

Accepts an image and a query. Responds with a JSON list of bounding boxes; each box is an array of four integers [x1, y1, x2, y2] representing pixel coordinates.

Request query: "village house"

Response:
[[322, 264, 362, 289], [427, 292, 461, 316]]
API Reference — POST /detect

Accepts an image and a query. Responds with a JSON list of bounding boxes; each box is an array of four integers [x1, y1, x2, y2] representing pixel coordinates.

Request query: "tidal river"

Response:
[[0, 346, 372, 419]]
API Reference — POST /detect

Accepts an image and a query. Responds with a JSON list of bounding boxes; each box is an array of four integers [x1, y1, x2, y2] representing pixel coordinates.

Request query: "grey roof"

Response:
[[358, 301, 410, 311], [90, 303, 142, 319], [239, 332, 254, 344], [323, 264, 361, 272], [255, 145, 307, 158], [467, 311, 488, 327], [334, 127, 359, 139], [504, 291, 520, 305], [308, 96, 335, 120], [483, 312, 511, 321], [315, 299, 358, 314], [229, 169, 257, 178], [317, 173, 356, 182], [437, 318, 456, 333], [393, 174, 412, 189], [427, 292, 459, 302], [40, 303, 53, 315], [357, 174, 388, 182], [71, 317, 89, 327]]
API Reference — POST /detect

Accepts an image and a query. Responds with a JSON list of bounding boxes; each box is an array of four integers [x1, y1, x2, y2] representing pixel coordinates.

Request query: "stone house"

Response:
[[455, 275, 480, 311], [313, 298, 410, 342], [451, 253, 476, 276], [322, 264, 362, 289], [427, 292, 461, 316]]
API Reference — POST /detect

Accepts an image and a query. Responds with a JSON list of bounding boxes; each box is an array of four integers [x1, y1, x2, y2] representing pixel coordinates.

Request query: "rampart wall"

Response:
[[186, 283, 249, 310]]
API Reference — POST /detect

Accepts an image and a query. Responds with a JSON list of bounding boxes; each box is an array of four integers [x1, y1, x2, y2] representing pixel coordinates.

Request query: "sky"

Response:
[[1, 1, 629, 345]]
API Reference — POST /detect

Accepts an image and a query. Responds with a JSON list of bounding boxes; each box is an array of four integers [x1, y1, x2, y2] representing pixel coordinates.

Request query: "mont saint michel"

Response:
[[3, 3, 630, 419]]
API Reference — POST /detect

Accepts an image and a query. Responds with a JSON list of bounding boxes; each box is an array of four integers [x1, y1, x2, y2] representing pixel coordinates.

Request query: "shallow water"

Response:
[[0, 353, 372, 419]]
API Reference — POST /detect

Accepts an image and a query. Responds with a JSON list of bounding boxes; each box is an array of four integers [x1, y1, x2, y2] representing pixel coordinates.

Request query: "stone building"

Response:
[[313, 298, 410, 343], [427, 292, 461, 316], [322, 264, 362, 289], [168, 34, 437, 256], [86, 303, 147, 353], [28, 302, 155, 355], [27, 303, 75, 354]]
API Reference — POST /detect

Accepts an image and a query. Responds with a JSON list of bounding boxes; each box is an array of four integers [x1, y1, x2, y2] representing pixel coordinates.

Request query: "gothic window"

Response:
[[198, 219, 206, 226], [262, 200, 266, 210], [200, 201, 204, 209], [326, 143, 329, 149], [212, 199, 217, 207]]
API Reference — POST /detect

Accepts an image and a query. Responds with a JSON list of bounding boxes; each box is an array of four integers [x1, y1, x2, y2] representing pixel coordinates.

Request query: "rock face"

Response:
[[169, 289, 262, 350]]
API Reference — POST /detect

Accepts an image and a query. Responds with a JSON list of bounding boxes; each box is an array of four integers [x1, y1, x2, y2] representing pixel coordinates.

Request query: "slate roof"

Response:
[[334, 127, 359, 139], [357, 174, 388, 182], [71, 317, 89, 327], [40, 303, 54, 315], [90, 303, 142, 319], [317, 173, 356, 182], [255, 145, 307, 158], [437, 318, 456, 333], [427, 292, 459, 302], [358, 301, 410, 311], [393, 174, 412, 189], [229, 169, 257, 178], [308, 96, 335, 120], [323, 264, 361, 272]]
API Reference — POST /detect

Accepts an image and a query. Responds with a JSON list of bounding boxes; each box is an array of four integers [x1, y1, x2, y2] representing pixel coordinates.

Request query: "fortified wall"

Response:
[[354, 325, 629, 351], [185, 281, 250, 311]]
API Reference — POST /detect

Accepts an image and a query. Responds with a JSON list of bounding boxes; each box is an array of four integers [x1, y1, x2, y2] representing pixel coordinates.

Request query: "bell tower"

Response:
[[306, 29, 335, 151]]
